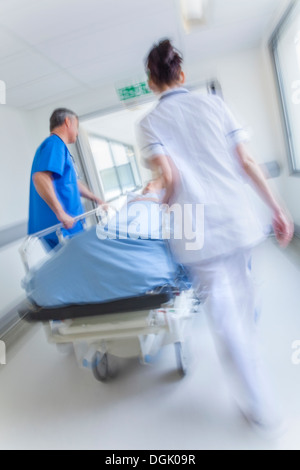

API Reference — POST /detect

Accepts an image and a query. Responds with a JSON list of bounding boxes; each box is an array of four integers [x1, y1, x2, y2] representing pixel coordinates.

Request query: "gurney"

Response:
[[19, 208, 198, 382]]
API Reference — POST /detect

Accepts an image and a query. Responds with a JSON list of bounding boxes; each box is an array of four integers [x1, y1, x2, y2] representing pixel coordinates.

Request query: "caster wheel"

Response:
[[92, 352, 109, 382], [175, 342, 188, 377]]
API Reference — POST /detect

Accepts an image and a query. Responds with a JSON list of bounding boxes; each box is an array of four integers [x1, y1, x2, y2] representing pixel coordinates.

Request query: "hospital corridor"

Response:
[[1, 0, 300, 452], [1, 240, 300, 450]]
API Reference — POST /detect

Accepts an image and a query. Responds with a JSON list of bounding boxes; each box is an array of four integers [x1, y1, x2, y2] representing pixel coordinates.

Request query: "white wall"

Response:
[[281, 171, 300, 227], [187, 48, 286, 175], [260, 45, 300, 226], [0, 105, 37, 318], [0, 242, 28, 318], [0, 106, 37, 227], [30, 82, 120, 141]]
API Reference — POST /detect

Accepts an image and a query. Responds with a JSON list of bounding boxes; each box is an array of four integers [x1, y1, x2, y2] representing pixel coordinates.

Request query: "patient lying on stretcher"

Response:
[[23, 177, 178, 308]]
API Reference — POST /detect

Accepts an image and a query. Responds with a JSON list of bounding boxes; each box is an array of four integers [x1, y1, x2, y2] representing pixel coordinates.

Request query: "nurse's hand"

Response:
[[57, 211, 75, 230], [162, 184, 175, 205], [273, 207, 294, 248]]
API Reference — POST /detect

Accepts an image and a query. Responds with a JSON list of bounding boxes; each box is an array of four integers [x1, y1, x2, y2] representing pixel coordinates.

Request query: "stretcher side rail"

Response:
[[19, 207, 110, 273]]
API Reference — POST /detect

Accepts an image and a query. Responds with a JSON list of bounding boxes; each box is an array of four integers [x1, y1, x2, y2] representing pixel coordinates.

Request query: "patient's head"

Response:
[[142, 177, 165, 196], [127, 177, 166, 205]]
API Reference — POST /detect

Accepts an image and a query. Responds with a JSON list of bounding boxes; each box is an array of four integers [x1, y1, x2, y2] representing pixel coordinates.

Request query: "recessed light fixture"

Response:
[[0, 80, 6, 105], [180, 0, 208, 32]]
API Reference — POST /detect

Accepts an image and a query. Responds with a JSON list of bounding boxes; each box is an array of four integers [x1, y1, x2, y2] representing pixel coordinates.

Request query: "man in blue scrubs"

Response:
[[28, 108, 104, 249]]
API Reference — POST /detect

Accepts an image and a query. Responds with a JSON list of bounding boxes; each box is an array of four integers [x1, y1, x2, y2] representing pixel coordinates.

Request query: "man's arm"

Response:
[[33, 172, 75, 229], [235, 142, 294, 247], [77, 181, 105, 206]]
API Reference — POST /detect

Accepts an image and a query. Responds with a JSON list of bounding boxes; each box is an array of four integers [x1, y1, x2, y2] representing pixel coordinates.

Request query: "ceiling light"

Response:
[[0, 80, 6, 105], [180, 0, 208, 32]]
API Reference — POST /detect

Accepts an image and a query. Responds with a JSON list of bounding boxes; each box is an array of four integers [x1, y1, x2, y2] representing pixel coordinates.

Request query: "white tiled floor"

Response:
[[1, 240, 300, 450]]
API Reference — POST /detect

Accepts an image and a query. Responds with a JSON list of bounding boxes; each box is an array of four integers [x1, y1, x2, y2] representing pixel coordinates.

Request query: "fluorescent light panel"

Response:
[[181, 0, 205, 21], [180, 0, 208, 31], [0, 80, 6, 105]]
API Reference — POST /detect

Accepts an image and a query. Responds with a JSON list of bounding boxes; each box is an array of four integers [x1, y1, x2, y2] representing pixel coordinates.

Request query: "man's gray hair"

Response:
[[50, 108, 78, 132]]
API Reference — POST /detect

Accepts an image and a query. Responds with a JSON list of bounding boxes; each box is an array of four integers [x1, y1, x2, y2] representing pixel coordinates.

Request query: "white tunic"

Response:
[[137, 88, 265, 264]]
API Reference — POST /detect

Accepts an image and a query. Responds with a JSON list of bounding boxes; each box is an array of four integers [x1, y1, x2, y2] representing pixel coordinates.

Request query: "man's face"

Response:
[[67, 116, 79, 144]]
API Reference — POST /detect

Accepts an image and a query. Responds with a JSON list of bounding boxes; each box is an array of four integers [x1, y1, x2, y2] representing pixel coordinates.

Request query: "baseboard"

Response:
[[0, 299, 38, 368], [0, 298, 28, 344]]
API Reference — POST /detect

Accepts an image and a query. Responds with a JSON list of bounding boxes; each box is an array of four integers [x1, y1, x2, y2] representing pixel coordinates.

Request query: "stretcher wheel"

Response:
[[175, 342, 188, 377], [92, 352, 109, 382]]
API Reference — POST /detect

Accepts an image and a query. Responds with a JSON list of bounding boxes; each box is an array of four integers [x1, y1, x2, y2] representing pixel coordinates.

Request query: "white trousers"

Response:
[[187, 248, 274, 417]]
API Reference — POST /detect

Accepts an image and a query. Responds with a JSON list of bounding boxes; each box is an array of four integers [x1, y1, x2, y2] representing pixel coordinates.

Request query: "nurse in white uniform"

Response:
[[137, 39, 294, 431]]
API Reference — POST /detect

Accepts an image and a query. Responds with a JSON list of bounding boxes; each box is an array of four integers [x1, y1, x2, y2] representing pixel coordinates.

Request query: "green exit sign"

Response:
[[117, 82, 152, 101]]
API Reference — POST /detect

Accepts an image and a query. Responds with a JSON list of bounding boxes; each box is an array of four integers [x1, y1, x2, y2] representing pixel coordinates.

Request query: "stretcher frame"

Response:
[[19, 209, 198, 382]]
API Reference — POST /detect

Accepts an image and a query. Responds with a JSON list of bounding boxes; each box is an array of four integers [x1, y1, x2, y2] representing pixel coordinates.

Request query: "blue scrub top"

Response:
[[28, 134, 84, 246]]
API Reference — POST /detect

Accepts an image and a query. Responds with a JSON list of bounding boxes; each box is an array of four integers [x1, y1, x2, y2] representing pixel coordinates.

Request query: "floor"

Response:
[[1, 239, 300, 450]]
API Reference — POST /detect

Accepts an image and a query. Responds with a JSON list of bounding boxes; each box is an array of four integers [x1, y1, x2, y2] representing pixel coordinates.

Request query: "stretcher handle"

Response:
[[19, 207, 110, 273], [27, 207, 103, 240]]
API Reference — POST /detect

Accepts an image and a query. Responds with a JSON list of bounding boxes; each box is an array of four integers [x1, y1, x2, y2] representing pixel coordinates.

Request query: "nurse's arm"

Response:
[[149, 155, 177, 204], [235, 142, 294, 247], [33, 171, 75, 229]]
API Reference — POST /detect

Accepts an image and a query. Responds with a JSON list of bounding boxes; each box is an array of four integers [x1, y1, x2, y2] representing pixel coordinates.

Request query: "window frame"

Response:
[[87, 132, 142, 202], [270, 0, 300, 176]]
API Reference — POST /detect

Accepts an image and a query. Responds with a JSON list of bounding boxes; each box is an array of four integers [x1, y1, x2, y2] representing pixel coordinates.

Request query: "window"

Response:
[[271, 0, 300, 174], [88, 134, 141, 201]]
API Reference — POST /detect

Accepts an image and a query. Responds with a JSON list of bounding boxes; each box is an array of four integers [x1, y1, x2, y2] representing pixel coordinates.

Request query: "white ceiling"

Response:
[[0, 0, 285, 110], [82, 102, 155, 146]]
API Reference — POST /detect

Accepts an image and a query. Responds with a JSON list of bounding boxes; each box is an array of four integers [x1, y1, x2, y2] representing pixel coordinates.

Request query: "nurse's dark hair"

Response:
[[146, 39, 183, 86], [50, 108, 78, 132]]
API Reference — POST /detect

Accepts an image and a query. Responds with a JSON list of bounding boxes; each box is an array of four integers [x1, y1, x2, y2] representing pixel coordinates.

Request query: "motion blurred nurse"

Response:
[[137, 39, 294, 433]]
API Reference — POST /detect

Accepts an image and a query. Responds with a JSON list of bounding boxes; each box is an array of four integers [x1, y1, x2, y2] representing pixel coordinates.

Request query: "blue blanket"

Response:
[[23, 200, 178, 308]]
